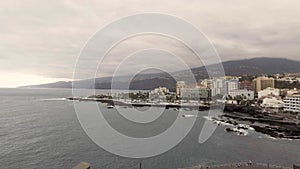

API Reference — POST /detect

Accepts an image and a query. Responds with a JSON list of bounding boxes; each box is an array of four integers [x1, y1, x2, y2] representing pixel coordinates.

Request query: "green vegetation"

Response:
[[129, 92, 149, 102], [88, 94, 112, 99], [166, 94, 176, 103]]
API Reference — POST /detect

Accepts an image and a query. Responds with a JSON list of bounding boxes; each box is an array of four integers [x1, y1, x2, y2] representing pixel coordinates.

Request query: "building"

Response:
[[196, 82, 206, 88], [261, 96, 284, 108], [276, 77, 299, 83], [239, 80, 252, 90], [225, 78, 239, 95], [202, 77, 240, 97], [153, 86, 169, 94], [180, 88, 211, 100], [176, 81, 186, 97], [211, 78, 225, 96], [275, 78, 300, 89], [283, 93, 300, 112], [285, 73, 300, 78], [253, 76, 275, 92], [149, 87, 170, 102], [228, 89, 255, 100], [258, 87, 280, 98], [280, 88, 300, 97], [286, 88, 300, 96], [200, 79, 212, 89]]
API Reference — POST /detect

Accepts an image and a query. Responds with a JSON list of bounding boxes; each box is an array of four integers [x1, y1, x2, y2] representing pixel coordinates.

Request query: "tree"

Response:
[[166, 94, 175, 103], [234, 95, 244, 105], [226, 95, 233, 100]]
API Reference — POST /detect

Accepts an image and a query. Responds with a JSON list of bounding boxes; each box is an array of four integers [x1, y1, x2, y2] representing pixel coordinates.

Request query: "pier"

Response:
[[67, 97, 211, 111]]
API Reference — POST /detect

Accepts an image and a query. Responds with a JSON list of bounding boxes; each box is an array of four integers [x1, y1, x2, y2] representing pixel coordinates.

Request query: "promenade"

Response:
[[180, 162, 293, 169]]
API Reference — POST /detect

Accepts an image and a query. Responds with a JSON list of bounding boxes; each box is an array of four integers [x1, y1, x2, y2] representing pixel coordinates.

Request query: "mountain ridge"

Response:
[[20, 57, 300, 90]]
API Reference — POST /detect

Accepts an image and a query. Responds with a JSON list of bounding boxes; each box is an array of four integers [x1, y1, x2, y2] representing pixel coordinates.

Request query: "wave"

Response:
[[181, 114, 198, 118], [39, 98, 68, 101], [203, 116, 234, 126]]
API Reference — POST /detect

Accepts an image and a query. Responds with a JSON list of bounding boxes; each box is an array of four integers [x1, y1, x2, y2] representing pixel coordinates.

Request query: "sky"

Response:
[[0, 0, 300, 87]]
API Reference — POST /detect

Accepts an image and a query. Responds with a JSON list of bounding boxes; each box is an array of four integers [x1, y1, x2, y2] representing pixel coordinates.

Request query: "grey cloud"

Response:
[[0, 0, 299, 82]]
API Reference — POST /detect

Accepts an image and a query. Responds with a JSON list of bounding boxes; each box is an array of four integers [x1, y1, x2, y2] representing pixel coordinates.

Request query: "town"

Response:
[[68, 72, 300, 140], [85, 73, 300, 114]]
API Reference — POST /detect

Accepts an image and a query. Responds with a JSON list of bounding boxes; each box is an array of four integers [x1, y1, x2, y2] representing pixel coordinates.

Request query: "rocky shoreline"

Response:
[[67, 96, 300, 139], [220, 104, 300, 139]]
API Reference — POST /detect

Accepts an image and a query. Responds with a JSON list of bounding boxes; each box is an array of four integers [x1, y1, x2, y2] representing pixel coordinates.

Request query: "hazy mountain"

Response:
[[20, 57, 300, 90], [221, 57, 300, 75]]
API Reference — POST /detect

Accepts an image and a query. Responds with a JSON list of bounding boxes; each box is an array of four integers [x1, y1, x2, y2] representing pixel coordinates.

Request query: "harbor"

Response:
[[67, 96, 211, 111]]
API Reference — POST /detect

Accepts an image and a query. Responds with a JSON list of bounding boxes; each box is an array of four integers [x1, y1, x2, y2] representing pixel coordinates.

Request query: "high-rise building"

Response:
[[211, 78, 225, 96], [225, 78, 239, 95], [252, 76, 275, 92], [210, 77, 239, 97], [176, 81, 186, 97]]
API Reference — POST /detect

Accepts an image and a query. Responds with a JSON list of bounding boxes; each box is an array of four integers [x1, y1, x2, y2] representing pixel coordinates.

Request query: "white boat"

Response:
[[182, 114, 197, 118], [106, 105, 114, 109]]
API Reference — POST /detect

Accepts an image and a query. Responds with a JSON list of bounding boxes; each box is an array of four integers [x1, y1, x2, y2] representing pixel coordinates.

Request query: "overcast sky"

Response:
[[0, 0, 300, 87]]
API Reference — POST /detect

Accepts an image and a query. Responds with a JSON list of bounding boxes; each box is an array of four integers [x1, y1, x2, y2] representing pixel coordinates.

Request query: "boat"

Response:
[[106, 104, 114, 109], [182, 114, 197, 118]]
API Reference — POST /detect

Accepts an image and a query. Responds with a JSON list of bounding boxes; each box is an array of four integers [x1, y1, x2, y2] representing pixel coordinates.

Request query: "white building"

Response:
[[228, 89, 255, 100], [261, 97, 284, 108], [211, 78, 225, 96], [149, 87, 170, 102], [200, 79, 212, 89], [180, 88, 210, 100], [283, 94, 300, 112], [153, 86, 169, 94], [258, 87, 280, 98], [210, 77, 240, 97], [277, 77, 299, 83], [176, 81, 186, 96], [225, 78, 239, 95], [286, 88, 300, 96]]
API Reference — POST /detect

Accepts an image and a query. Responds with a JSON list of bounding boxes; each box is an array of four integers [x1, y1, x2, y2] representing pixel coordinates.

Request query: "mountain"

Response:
[[221, 57, 300, 75], [20, 57, 300, 90]]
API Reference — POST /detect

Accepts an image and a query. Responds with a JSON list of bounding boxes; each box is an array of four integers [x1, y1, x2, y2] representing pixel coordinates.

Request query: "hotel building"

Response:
[[283, 94, 300, 112], [253, 76, 275, 92]]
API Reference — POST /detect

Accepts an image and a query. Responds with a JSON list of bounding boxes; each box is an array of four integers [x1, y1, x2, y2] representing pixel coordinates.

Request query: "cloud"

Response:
[[0, 0, 299, 86]]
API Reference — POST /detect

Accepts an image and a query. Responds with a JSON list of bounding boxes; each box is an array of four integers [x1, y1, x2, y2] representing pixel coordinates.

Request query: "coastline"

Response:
[[215, 104, 300, 139], [67, 96, 300, 140]]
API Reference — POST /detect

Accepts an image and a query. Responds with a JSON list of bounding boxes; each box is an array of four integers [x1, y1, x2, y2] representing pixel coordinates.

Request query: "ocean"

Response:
[[0, 88, 299, 169]]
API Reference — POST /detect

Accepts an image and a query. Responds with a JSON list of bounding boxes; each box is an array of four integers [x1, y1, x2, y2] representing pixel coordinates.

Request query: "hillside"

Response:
[[20, 57, 300, 90]]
